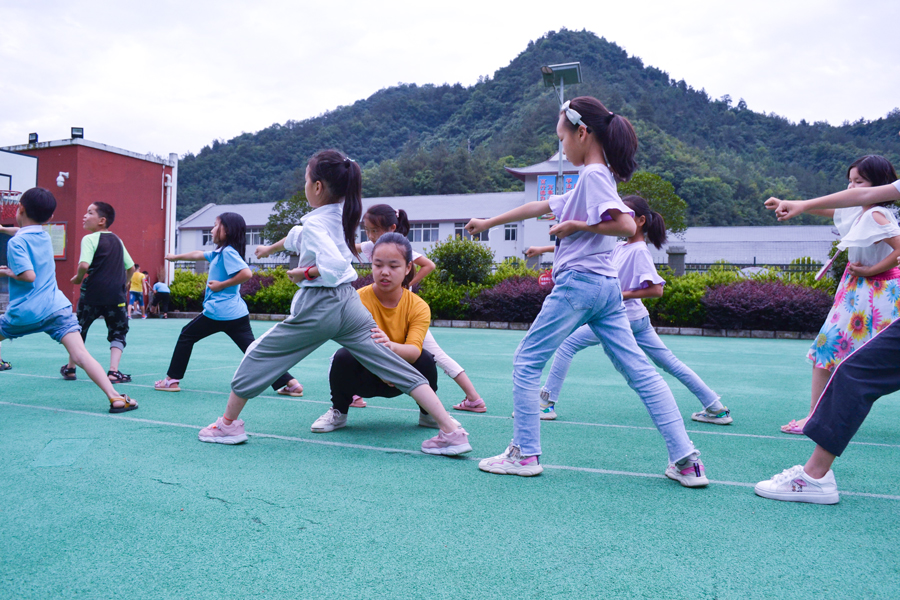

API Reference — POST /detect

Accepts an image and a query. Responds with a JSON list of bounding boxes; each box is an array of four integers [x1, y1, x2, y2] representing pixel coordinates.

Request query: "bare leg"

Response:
[[409, 384, 458, 433], [783, 366, 831, 431], [60, 332, 129, 405], [804, 445, 837, 479], [222, 391, 249, 423], [453, 371, 481, 400], [109, 347, 123, 375]]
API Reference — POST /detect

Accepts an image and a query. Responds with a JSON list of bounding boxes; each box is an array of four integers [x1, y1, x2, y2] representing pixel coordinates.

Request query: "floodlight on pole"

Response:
[[541, 62, 582, 193]]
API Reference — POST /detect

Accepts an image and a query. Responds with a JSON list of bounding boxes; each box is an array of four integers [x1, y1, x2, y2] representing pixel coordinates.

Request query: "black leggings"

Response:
[[167, 314, 294, 390], [329, 348, 437, 414]]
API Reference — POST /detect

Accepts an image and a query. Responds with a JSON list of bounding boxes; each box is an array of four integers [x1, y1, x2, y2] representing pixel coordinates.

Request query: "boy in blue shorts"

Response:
[[0, 188, 137, 413]]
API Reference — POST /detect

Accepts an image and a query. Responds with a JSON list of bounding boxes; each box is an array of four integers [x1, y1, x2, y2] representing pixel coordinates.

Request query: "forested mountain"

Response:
[[177, 29, 900, 225]]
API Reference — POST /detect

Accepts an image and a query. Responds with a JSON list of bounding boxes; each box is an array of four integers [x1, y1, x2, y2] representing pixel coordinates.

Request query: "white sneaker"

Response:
[[665, 453, 709, 487], [691, 406, 733, 425], [310, 407, 347, 433], [478, 443, 543, 476], [754, 465, 839, 504]]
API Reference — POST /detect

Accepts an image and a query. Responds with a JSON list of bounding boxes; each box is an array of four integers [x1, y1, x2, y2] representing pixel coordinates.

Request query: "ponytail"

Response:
[[622, 195, 666, 249], [563, 96, 638, 181], [364, 204, 411, 237], [307, 149, 362, 258]]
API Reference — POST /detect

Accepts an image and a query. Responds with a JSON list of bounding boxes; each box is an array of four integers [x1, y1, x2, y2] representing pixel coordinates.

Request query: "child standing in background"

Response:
[[128, 264, 146, 319], [155, 212, 303, 397], [63, 202, 135, 384], [0, 188, 137, 412], [769, 155, 900, 436]]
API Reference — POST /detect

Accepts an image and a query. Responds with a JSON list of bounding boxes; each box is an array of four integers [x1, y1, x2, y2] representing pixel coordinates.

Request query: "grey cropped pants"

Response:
[[231, 284, 429, 400]]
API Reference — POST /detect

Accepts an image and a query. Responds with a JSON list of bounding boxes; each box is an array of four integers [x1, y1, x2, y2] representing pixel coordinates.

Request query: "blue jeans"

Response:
[[544, 317, 720, 408], [511, 271, 695, 462]]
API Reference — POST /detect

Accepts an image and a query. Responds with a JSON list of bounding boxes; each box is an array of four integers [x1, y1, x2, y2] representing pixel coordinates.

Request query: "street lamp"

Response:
[[541, 62, 582, 193]]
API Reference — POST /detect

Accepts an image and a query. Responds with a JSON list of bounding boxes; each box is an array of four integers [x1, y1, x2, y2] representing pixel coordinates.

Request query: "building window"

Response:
[[201, 230, 213, 246], [246, 228, 262, 246], [359, 225, 367, 243], [550, 234, 557, 242], [408, 222, 440, 243], [505, 224, 517, 241], [454, 222, 488, 242]]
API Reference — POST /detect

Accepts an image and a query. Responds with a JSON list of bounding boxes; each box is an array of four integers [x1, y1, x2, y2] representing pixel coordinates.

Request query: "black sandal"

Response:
[[60, 365, 76, 380], [0, 360, 11, 371], [107, 370, 132, 383]]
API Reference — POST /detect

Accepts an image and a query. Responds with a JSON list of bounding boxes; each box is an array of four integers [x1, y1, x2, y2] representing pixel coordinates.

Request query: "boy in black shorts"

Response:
[[62, 202, 135, 383]]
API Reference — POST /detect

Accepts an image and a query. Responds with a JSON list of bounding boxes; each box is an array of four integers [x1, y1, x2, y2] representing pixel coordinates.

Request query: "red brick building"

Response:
[[1, 138, 178, 305]]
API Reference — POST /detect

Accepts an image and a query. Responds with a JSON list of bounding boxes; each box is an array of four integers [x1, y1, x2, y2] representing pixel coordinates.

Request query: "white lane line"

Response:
[[4, 371, 900, 450], [2, 401, 900, 501]]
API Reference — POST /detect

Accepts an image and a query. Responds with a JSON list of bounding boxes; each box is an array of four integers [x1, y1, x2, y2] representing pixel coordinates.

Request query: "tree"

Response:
[[617, 172, 688, 235], [262, 190, 311, 246]]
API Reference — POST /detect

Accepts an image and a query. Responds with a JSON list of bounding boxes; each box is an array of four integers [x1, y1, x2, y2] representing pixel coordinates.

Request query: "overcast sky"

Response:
[[2, 0, 898, 158]]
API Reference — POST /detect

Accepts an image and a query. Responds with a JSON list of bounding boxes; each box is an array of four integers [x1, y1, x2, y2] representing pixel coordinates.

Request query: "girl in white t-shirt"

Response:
[[769, 155, 900, 435], [356, 204, 488, 413], [533, 195, 731, 425], [466, 96, 708, 486]]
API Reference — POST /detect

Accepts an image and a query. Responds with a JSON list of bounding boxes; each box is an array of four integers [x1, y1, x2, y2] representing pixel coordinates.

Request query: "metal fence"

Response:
[[655, 262, 823, 274]]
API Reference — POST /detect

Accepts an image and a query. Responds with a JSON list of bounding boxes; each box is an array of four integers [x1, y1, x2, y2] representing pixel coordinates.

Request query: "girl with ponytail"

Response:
[[467, 100, 712, 486], [199, 150, 472, 457], [535, 195, 732, 427]]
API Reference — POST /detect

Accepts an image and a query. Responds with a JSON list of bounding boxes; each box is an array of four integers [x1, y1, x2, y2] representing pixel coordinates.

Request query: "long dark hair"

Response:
[[373, 232, 415, 288], [308, 149, 362, 258], [216, 212, 247, 259], [365, 204, 410, 237], [622, 195, 666, 249], [562, 96, 638, 182]]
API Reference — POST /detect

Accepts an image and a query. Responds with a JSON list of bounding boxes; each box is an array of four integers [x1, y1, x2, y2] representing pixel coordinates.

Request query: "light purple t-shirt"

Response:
[[548, 163, 633, 279], [612, 241, 666, 322]]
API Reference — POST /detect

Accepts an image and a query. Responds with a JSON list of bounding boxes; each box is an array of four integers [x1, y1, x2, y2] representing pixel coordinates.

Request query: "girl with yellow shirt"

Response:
[[311, 232, 448, 433]]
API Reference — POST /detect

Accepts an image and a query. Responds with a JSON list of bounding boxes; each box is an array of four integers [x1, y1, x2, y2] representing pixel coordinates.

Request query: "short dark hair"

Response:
[[19, 188, 57, 223], [848, 155, 898, 207], [91, 202, 116, 227]]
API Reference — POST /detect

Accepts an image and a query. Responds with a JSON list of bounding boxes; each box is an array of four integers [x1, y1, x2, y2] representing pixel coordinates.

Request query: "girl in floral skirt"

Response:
[[774, 155, 900, 434]]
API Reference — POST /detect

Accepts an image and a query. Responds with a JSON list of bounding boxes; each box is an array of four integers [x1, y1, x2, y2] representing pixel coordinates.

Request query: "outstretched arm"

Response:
[[408, 256, 435, 288], [166, 251, 207, 261], [465, 200, 552, 235], [622, 283, 664, 300], [766, 184, 900, 220], [525, 245, 555, 258], [256, 238, 286, 259]]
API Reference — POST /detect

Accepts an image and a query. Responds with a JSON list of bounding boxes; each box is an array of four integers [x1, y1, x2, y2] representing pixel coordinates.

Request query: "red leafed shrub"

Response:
[[702, 280, 832, 331], [351, 272, 374, 290], [467, 276, 554, 322], [240, 273, 274, 298]]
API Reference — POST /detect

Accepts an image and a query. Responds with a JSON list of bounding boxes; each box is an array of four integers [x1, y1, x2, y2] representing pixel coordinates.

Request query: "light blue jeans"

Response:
[[511, 271, 696, 462], [544, 317, 720, 408]]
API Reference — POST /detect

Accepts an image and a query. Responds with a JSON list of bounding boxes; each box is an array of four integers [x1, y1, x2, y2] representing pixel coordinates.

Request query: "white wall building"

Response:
[[175, 152, 837, 269]]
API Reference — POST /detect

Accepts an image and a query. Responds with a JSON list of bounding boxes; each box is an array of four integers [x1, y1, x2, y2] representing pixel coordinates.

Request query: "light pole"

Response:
[[541, 62, 582, 193]]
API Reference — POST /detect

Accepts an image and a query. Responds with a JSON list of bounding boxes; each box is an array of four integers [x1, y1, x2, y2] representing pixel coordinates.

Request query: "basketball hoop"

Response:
[[1, 190, 21, 224]]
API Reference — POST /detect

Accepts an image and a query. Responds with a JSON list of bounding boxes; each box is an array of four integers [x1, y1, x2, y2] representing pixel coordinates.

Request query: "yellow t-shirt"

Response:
[[130, 271, 146, 293], [357, 285, 430, 351]]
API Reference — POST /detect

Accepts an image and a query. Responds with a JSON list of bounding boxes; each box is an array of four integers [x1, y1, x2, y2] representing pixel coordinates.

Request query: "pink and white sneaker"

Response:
[[198, 417, 248, 445], [421, 427, 472, 456], [478, 443, 543, 476], [665, 453, 709, 487]]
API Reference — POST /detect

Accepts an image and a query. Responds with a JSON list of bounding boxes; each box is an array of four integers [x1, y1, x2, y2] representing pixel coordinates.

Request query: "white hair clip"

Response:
[[561, 100, 587, 129]]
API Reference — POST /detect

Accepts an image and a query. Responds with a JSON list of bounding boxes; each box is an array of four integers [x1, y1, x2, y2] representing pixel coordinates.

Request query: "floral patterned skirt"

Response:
[[808, 267, 900, 370]]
